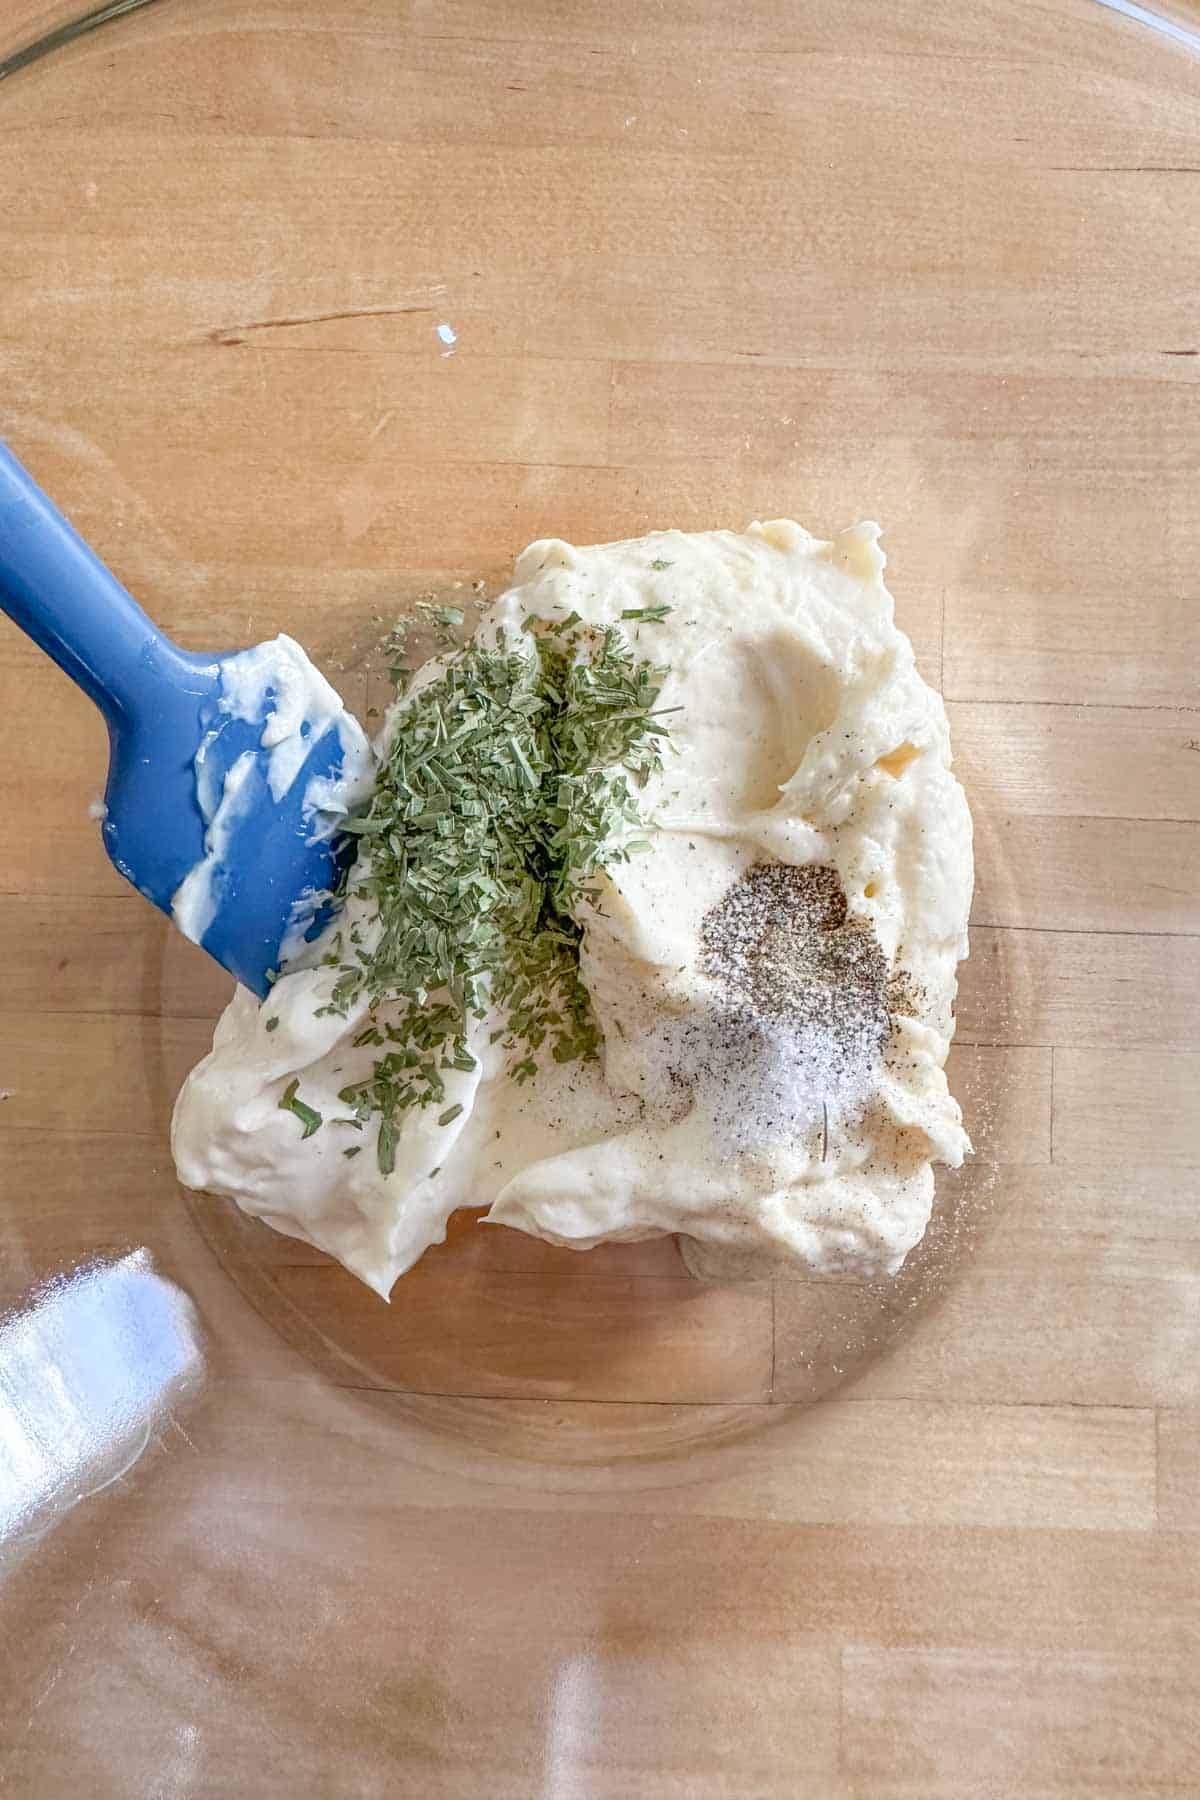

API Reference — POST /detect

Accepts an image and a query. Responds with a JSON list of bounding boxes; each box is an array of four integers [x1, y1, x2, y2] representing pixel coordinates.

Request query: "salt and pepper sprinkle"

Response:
[[660, 862, 893, 1157]]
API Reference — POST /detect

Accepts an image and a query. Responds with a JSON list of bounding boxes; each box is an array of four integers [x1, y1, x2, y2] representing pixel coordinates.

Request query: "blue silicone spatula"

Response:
[[0, 439, 368, 997]]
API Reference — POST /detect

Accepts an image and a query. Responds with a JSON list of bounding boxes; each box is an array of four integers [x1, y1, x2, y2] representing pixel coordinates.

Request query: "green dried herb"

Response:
[[329, 613, 673, 1171], [621, 603, 673, 623], [415, 599, 466, 650], [278, 1077, 323, 1139]]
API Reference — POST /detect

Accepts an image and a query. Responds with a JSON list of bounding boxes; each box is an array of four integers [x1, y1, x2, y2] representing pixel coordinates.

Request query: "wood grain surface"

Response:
[[0, 1, 1198, 1795]]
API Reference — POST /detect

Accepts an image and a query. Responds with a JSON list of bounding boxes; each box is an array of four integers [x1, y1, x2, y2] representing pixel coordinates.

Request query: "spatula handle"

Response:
[[0, 438, 175, 725]]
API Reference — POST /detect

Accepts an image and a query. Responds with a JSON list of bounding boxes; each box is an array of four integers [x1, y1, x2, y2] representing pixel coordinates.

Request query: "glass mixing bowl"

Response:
[[1, 3, 1197, 1793]]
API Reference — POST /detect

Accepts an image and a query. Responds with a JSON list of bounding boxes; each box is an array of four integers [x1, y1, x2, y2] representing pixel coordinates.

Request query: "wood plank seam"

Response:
[[768, 1281, 778, 1401], [950, 698, 1200, 714], [969, 923, 1200, 940], [1154, 1406, 1162, 1530]]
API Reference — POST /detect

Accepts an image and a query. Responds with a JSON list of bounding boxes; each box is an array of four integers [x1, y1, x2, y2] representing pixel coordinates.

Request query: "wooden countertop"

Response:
[[0, 1, 1198, 1792]]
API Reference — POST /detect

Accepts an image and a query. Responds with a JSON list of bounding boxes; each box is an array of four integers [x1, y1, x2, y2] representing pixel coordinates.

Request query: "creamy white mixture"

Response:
[[173, 521, 973, 1297]]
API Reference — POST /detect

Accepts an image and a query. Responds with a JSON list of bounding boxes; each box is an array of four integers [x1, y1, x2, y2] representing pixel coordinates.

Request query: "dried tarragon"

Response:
[[292, 611, 674, 1171]]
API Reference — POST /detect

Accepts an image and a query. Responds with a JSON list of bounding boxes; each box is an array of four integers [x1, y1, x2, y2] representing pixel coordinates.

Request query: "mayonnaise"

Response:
[[173, 523, 973, 1296]]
